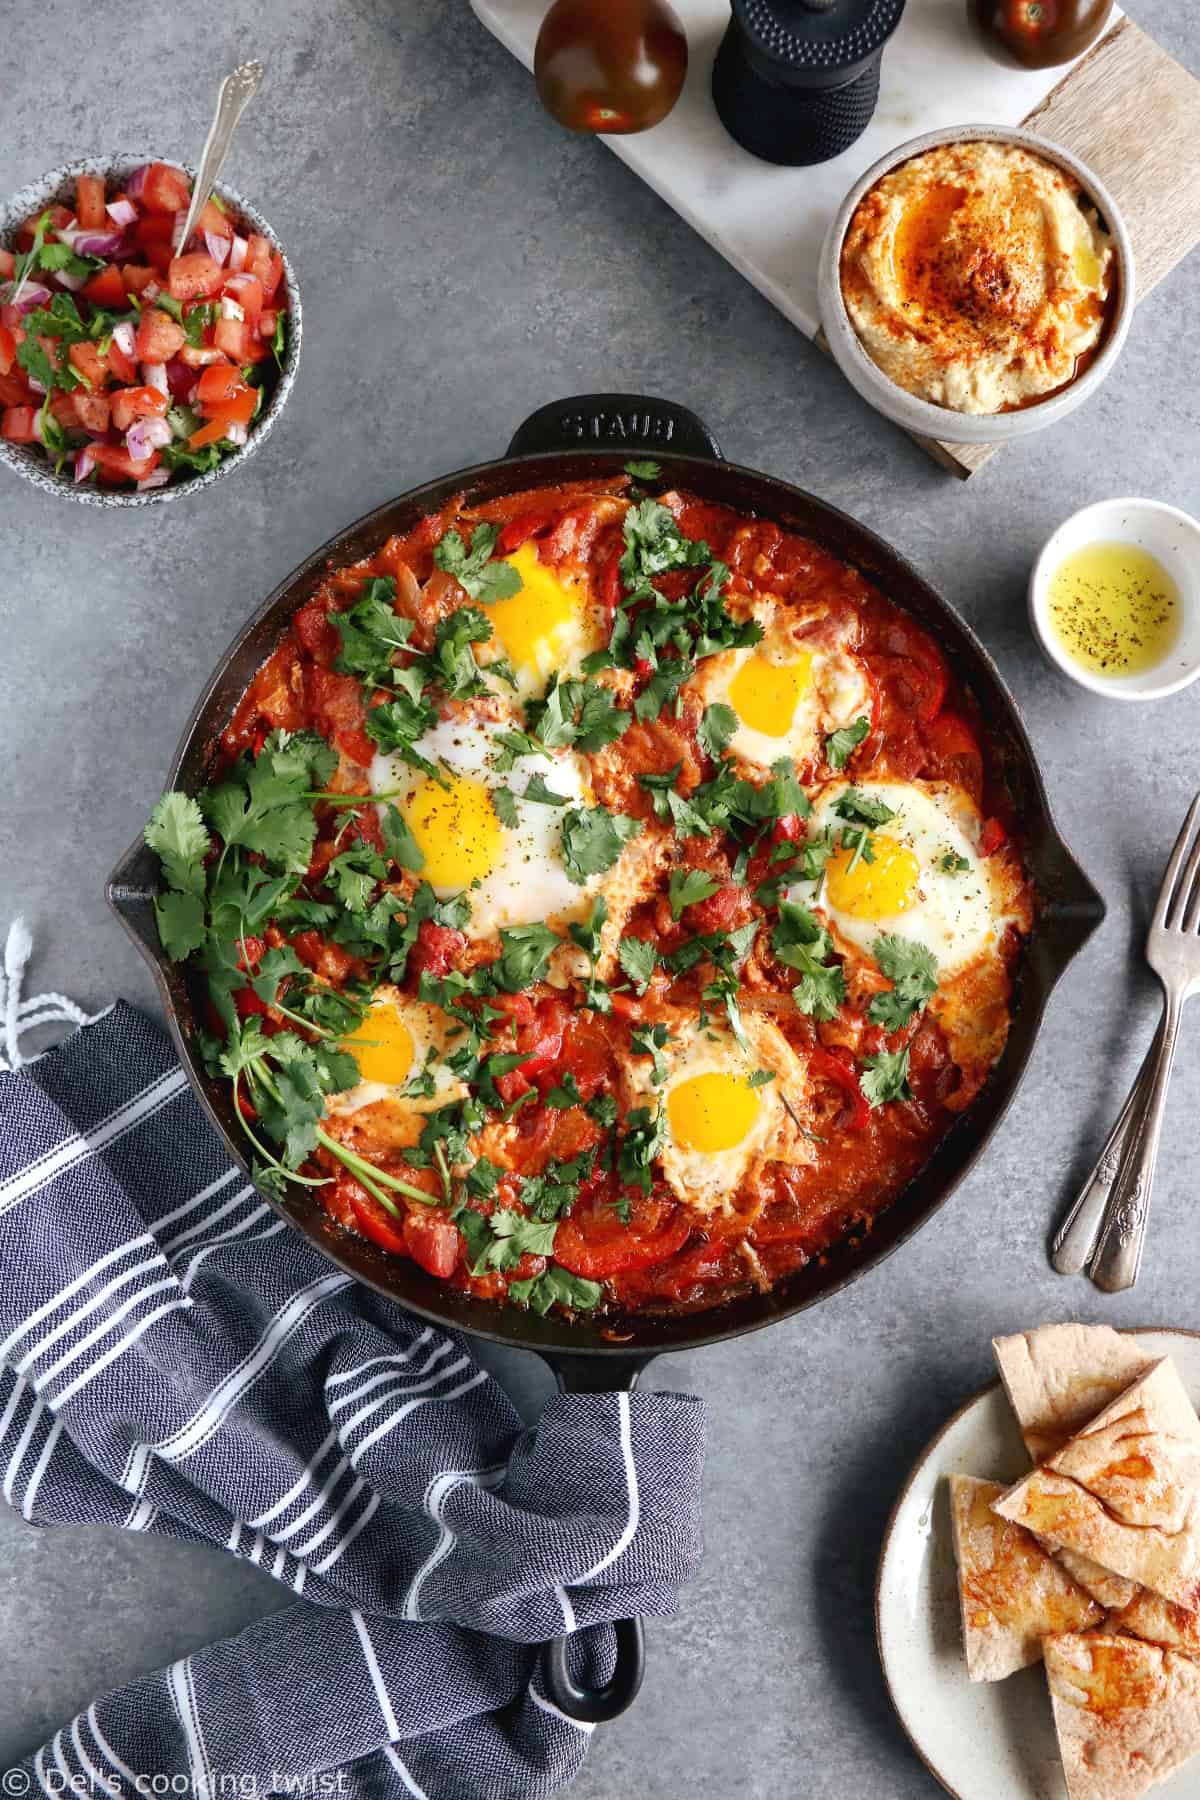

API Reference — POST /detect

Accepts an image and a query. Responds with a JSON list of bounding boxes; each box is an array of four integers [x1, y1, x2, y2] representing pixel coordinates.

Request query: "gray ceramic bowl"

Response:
[[817, 124, 1135, 446], [0, 153, 301, 506]]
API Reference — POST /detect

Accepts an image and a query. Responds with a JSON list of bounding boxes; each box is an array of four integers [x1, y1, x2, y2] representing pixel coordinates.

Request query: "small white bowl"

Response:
[[1029, 497, 1200, 701], [818, 124, 1135, 447]]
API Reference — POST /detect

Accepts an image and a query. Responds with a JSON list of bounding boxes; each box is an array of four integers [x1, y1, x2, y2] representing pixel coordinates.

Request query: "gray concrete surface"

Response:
[[1, 2, 1198, 1794]]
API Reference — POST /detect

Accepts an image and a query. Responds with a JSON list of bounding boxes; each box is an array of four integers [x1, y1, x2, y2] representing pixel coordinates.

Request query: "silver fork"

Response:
[[173, 61, 265, 256], [1051, 1023, 1162, 1276], [1087, 793, 1200, 1292]]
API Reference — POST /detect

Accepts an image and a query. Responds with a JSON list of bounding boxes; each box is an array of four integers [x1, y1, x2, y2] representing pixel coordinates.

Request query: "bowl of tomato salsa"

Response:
[[0, 153, 301, 505]]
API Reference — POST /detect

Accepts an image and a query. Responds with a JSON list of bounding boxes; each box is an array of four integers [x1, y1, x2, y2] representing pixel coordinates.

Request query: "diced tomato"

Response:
[[347, 1188, 409, 1256], [188, 416, 233, 449], [197, 197, 233, 240], [621, 1237, 729, 1303], [258, 309, 277, 342], [401, 1208, 462, 1279], [979, 817, 1008, 857], [233, 985, 270, 1019], [214, 314, 267, 364], [495, 508, 554, 555], [408, 920, 468, 981], [71, 391, 111, 434], [599, 543, 623, 619], [221, 272, 263, 328], [771, 814, 804, 846], [81, 264, 126, 308], [110, 385, 168, 431], [195, 362, 245, 407], [0, 249, 14, 279], [76, 174, 106, 230], [199, 384, 256, 428], [133, 213, 176, 274], [90, 443, 160, 483], [685, 880, 755, 937], [68, 340, 110, 389], [810, 1046, 870, 1133], [307, 666, 376, 766], [1, 406, 37, 443], [105, 337, 137, 384], [141, 162, 191, 215], [292, 599, 341, 666], [16, 204, 70, 247], [134, 307, 186, 363], [120, 262, 158, 295], [178, 344, 227, 368], [245, 235, 282, 301], [512, 996, 572, 1096], [555, 1187, 692, 1279], [222, 643, 305, 753], [921, 711, 983, 804], [291, 930, 354, 986], [0, 325, 15, 377], [0, 372, 31, 407], [167, 252, 225, 301]]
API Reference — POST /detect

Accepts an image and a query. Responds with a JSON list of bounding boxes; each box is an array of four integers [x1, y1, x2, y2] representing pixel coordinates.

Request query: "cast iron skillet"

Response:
[[107, 393, 1105, 1725]]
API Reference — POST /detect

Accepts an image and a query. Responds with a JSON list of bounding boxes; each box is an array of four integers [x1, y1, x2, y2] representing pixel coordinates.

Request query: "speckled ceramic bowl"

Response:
[[0, 153, 301, 506], [817, 124, 1135, 447]]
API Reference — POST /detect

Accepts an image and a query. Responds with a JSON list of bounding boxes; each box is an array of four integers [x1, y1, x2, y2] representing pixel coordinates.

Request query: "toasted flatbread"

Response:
[[1045, 1630, 1200, 1799], [948, 1475, 1102, 1680], [993, 1325, 1157, 1463], [993, 1361, 1200, 1608], [1055, 1547, 1139, 1612], [1112, 1587, 1200, 1658]]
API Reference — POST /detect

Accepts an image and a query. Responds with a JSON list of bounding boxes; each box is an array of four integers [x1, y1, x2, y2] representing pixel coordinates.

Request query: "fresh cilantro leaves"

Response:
[[698, 703, 738, 761], [623, 459, 661, 481], [668, 868, 721, 920], [527, 675, 630, 754], [430, 606, 495, 698], [493, 923, 561, 993], [867, 935, 938, 1031], [825, 715, 870, 771], [836, 788, 896, 828], [561, 807, 641, 885], [940, 851, 970, 874], [509, 1265, 603, 1314], [771, 900, 845, 1020], [618, 1104, 666, 1195], [433, 523, 523, 604], [617, 936, 658, 994], [202, 732, 336, 874], [145, 792, 210, 898], [860, 1047, 912, 1109]]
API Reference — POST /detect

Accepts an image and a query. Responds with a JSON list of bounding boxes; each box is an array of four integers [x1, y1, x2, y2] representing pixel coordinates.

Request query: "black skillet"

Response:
[[107, 393, 1105, 1724]]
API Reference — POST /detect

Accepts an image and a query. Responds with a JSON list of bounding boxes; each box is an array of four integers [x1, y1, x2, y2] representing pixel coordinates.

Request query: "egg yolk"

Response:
[[487, 542, 593, 684], [667, 1071, 761, 1154], [825, 833, 920, 920], [342, 1004, 415, 1087], [402, 772, 502, 887], [727, 650, 814, 738]]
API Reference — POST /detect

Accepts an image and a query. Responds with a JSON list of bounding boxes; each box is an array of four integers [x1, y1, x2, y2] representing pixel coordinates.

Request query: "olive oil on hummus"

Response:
[[840, 140, 1114, 415]]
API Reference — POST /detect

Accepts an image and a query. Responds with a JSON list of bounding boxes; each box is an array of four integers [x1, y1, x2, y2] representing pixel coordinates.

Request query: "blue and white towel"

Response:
[[0, 935, 706, 1800]]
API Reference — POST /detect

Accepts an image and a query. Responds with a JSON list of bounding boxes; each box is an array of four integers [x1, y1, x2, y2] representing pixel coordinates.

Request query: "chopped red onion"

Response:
[[142, 362, 169, 396], [126, 416, 173, 459], [106, 198, 138, 229], [220, 295, 244, 322], [27, 375, 46, 396], [112, 321, 137, 359], [58, 225, 126, 258], [75, 445, 98, 483], [229, 234, 249, 273], [136, 468, 171, 491], [125, 164, 150, 199], [205, 231, 231, 267], [54, 269, 88, 293], [224, 422, 249, 448], [6, 282, 52, 315]]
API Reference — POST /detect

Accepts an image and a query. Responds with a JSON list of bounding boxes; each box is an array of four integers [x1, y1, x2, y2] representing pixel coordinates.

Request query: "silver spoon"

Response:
[[173, 60, 266, 256]]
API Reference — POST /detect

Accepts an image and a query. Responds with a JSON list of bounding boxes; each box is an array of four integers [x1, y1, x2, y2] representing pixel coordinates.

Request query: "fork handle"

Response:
[[174, 60, 265, 254], [1090, 989, 1184, 1292], [1051, 1019, 1163, 1275]]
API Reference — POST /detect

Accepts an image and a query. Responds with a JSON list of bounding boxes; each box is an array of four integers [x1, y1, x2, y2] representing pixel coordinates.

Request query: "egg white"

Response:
[[690, 612, 871, 772], [325, 987, 466, 1119], [623, 1013, 812, 1215], [791, 779, 1011, 978], [370, 708, 599, 942]]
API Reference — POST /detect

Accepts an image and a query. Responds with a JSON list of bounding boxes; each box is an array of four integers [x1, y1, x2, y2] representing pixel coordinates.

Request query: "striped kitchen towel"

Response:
[[0, 989, 706, 1800]]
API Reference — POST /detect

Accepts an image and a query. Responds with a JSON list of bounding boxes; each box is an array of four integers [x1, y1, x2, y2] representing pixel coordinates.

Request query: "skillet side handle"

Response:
[[538, 1352, 651, 1724], [506, 393, 723, 462]]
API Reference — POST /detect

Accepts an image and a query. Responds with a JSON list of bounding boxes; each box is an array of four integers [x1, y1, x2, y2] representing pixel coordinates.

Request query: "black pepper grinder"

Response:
[[712, 0, 907, 167]]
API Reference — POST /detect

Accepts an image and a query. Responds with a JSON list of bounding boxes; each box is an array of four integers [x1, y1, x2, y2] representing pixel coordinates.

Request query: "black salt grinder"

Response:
[[712, 0, 907, 167]]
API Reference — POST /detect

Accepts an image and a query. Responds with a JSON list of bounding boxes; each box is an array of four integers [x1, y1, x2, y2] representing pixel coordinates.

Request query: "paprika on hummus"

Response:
[[839, 141, 1115, 414]]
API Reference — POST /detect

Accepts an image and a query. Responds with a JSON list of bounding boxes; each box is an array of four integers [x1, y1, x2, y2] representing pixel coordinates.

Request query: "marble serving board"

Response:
[[471, 0, 1200, 479]]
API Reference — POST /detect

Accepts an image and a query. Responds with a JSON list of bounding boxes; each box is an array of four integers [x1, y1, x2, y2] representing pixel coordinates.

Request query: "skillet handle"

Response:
[[538, 1352, 651, 1724], [507, 393, 723, 462]]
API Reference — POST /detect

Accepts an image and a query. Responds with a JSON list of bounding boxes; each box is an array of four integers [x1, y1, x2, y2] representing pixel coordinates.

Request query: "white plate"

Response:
[[876, 1328, 1200, 1800]]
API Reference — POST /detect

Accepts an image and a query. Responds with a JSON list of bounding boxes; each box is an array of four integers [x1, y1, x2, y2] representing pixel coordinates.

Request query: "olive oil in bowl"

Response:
[[1046, 541, 1181, 679]]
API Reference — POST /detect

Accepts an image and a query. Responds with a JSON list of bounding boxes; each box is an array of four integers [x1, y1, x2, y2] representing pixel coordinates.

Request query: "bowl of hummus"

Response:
[[818, 126, 1134, 444]]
